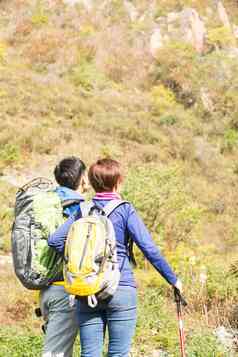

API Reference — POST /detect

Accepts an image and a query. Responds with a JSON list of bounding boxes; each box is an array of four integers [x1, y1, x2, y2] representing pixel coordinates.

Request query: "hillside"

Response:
[[1, 0, 238, 355]]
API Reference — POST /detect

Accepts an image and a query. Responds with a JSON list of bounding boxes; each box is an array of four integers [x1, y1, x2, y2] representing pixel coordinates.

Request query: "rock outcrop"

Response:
[[124, 0, 138, 22], [63, 0, 93, 10], [217, 0, 232, 30], [150, 28, 163, 58], [151, 7, 206, 55]]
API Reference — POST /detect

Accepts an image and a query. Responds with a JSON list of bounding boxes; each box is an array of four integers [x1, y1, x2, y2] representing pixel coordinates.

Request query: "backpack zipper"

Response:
[[98, 239, 110, 273], [79, 223, 93, 270]]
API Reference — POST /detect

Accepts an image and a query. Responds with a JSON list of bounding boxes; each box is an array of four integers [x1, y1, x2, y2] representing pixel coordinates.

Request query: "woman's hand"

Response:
[[174, 279, 183, 293]]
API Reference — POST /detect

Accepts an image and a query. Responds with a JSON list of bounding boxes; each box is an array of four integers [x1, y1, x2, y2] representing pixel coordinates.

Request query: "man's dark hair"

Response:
[[54, 156, 86, 190]]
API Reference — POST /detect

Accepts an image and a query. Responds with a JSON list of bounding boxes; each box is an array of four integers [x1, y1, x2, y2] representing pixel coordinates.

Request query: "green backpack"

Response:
[[12, 178, 74, 289]]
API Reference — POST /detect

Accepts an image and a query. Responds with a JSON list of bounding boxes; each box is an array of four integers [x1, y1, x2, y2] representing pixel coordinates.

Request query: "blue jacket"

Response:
[[55, 186, 84, 217], [48, 198, 178, 287], [51, 186, 84, 282]]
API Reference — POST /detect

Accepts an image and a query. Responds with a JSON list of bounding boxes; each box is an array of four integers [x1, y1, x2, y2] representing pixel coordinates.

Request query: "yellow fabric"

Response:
[[64, 218, 106, 296], [52, 281, 65, 286], [33, 290, 40, 304], [64, 275, 102, 296], [34, 282, 64, 306]]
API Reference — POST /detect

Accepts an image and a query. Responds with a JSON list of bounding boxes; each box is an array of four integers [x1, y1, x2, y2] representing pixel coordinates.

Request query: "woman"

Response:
[[48, 158, 182, 357]]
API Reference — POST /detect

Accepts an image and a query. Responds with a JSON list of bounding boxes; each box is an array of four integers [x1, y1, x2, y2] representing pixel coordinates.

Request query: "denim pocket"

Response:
[[108, 286, 137, 311]]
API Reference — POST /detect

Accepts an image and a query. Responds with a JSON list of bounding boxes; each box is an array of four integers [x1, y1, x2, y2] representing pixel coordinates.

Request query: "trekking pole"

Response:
[[174, 287, 188, 357]]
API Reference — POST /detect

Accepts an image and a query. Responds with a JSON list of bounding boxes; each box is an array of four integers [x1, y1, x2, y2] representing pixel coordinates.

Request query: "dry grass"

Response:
[[0, 257, 40, 330]]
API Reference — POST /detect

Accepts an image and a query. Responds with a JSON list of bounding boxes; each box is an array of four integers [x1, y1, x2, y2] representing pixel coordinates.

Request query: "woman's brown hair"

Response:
[[88, 158, 123, 192]]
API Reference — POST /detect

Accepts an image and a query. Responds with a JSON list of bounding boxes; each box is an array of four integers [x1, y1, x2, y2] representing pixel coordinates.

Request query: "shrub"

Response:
[[25, 32, 61, 65], [206, 263, 238, 304], [152, 42, 198, 107], [186, 329, 230, 356], [0, 329, 42, 357], [167, 246, 238, 326], [0, 144, 21, 167], [31, 2, 49, 26], [153, 42, 197, 85], [15, 20, 33, 38], [159, 114, 177, 126], [134, 281, 228, 356], [0, 182, 15, 252], [99, 144, 121, 159], [223, 129, 238, 152], [135, 287, 179, 353], [70, 59, 108, 91], [122, 164, 203, 259], [20, 124, 60, 155], [0, 328, 81, 357], [207, 26, 236, 49], [151, 85, 177, 115], [80, 25, 96, 38], [152, 41, 238, 120]]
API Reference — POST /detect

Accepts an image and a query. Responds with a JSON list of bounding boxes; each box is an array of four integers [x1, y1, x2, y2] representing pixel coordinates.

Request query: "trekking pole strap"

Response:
[[174, 287, 188, 307]]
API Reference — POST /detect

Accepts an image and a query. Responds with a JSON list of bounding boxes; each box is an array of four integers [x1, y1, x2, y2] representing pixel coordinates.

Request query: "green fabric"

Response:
[[32, 191, 65, 278]]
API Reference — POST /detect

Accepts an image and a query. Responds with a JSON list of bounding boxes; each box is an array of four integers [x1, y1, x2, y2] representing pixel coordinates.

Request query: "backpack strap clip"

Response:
[[88, 294, 98, 308], [80, 201, 95, 217]]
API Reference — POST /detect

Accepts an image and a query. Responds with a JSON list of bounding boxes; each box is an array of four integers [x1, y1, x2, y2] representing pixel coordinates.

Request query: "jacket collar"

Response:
[[93, 192, 121, 200], [55, 186, 84, 202]]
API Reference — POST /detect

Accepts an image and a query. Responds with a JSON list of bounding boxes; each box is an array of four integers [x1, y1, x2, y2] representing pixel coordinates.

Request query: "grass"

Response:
[[0, 182, 16, 252], [0, 329, 43, 357], [0, 279, 230, 357]]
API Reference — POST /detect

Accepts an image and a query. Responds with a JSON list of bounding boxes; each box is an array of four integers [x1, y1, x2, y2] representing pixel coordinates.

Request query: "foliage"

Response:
[[151, 85, 177, 115], [69, 59, 108, 91], [0, 328, 81, 357], [0, 144, 21, 167], [207, 26, 236, 49], [153, 42, 197, 94], [25, 32, 61, 65], [123, 165, 185, 232], [0, 285, 228, 356], [0, 42, 6, 63], [153, 41, 238, 120], [0, 329, 43, 357], [31, 8, 49, 26], [79, 25, 96, 38], [159, 114, 177, 126], [135, 288, 179, 353], [186, 329, 230, 357], [0, 182, 15, 252], [223, 129, 238, 152], [122, 164, 204, 266]]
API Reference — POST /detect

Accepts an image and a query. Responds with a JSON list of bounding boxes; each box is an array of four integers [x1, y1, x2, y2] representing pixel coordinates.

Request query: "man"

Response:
[[40, 156, 87, 357]]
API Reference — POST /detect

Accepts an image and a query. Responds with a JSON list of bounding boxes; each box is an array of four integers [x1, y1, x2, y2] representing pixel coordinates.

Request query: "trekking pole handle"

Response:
[[174, 287, 188, 307]]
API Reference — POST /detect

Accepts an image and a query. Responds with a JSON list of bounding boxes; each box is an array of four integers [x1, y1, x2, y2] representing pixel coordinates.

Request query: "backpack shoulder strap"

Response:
[[80, 201, 95, 218], [61, 198, 83, 208], [80, 200, 129, 218], [103, 200, 129, 217]]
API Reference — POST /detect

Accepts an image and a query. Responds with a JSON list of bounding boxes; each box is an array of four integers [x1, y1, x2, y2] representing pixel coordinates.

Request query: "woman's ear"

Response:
[[115, 180, 122, 193], [80, 173, 89, 193]]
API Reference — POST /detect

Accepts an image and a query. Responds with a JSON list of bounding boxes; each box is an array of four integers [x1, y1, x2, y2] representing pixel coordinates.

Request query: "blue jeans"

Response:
[[77, 286, 137, 357]]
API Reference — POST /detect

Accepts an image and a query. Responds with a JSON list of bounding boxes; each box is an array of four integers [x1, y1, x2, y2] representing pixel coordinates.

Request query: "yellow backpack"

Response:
[[64, 200, 127, 307]]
